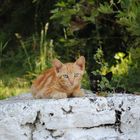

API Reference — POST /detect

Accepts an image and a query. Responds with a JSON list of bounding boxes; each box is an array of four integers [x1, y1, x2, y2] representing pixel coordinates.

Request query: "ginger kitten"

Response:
[[31, 56, 85, 99]]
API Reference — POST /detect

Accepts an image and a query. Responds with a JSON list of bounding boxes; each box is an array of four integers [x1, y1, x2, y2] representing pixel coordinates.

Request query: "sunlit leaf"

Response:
[[98, 3, 113, 14], [56, 1, 67, 7], [114, 52, 125, 59]]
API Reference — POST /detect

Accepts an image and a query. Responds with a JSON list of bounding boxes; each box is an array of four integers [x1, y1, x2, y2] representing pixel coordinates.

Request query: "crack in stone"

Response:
[[119, 101, 124, 108], [45, 128, 56, 133], [45, 128, 64, 139], [77, 123, 115, 130], [20, 97, 127, 139], [51, 132, 65, 139], [49, 113, 54, 117], [61, 105, 73, 114], [115, 110, 123, 133], [22, 111, 41, 140], [77, 109, 123, 134], [20, 108, 123, 139], [89, 98, 97, 103]]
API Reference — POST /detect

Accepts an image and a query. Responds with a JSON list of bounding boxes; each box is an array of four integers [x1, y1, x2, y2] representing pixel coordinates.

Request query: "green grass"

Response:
[[0, 71, 30, 99], [0, 23, 55, 100]]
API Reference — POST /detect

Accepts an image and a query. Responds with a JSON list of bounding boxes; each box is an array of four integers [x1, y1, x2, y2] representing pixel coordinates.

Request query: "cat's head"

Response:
[[53, 56, 85, 89]]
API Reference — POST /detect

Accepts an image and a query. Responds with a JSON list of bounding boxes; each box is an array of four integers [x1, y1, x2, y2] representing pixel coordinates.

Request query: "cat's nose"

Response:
[[69, 79, 74, 85]]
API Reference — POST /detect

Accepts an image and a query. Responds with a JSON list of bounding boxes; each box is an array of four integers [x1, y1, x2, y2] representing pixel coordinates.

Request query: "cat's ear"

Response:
[[53, 59, 63, 73], [75, 56, 85, 71]]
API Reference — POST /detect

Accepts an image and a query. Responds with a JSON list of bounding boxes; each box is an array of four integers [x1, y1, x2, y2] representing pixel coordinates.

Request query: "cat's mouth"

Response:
[[62, 82, 74, 89]]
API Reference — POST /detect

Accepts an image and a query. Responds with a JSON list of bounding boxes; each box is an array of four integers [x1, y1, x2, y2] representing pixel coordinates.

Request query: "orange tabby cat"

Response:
[[31, 56, 85, 99]]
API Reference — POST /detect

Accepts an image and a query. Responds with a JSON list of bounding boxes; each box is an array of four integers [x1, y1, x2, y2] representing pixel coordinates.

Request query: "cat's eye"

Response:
[[63, 74, 68, 78], [74, 73, 80, 77]]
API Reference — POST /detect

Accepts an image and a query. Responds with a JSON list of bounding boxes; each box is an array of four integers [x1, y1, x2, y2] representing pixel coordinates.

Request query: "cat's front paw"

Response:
[[72, 90, 85, 97], [51, 92, 67, 99]]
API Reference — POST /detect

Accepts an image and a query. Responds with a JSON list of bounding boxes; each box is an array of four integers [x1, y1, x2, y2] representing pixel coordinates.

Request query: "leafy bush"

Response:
[[0, 0, 140, 98], [15, 23, 57, 80], [49, 0, 140, 93]]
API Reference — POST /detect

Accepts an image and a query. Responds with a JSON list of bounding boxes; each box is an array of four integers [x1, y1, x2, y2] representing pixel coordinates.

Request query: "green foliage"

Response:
[[15, 23, 57, 79], [110, 47, 140, 92], [93, 47, 109, 74], [92, 47, 140, 92], [31, 23, 56, 75], [99, 77, 113, 91], [81, 71, 91, 90], [111, 52, 131, 76], [92, 48, 113, 92], [123, 47, 140, 92], [0, 71, 29, 99], [0, 41, 9, 67], [15, 33, 33, 72], [50, 0, 140, 93], [117, 0, 140, 36], [98, 3, 113, 14], [0, 0, 140, 99], [0, 23, 57, 99]]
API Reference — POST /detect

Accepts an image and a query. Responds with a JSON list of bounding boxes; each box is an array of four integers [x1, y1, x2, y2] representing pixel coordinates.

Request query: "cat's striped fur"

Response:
[[31, 56, 85, 99]]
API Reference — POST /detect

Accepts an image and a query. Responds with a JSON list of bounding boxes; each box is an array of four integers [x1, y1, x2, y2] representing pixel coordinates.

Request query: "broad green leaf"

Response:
[[56, 1, 67, 8]]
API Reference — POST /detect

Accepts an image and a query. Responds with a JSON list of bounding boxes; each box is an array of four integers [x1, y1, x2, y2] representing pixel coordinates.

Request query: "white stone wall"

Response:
[[0, 91, 140, 140]]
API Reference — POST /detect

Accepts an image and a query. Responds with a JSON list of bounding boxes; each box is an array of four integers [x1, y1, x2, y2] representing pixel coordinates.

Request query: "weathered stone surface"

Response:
[[0, 91, 140, 140]]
